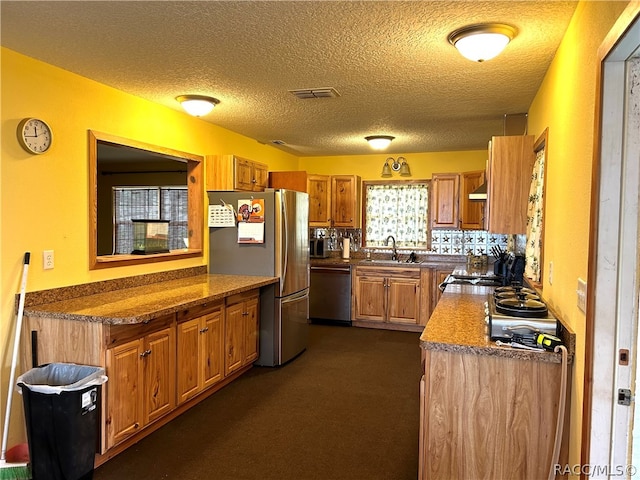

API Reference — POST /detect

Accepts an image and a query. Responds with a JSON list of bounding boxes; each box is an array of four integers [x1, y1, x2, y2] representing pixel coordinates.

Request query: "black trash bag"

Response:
[[17, 363, 107, 480]]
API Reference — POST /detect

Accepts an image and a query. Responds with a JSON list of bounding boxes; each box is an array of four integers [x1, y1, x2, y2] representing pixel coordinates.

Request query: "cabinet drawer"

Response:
[[355, 266, 421, 278], [226, 289, 259, 306], [106, 313, 175, 347], [176, 300, 224, 323]]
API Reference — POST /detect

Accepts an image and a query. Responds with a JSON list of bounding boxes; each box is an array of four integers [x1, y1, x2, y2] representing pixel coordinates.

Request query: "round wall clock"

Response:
[[17, 118, 52, 154]]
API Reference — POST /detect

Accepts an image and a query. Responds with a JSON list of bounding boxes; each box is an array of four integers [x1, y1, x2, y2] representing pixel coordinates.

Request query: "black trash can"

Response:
[[17, 363, 108, 480]]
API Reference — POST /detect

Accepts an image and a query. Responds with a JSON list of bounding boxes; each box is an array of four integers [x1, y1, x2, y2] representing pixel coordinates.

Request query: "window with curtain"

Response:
[[363, 181, 430, 248], [525, 140, 546, 282], [113, 186, 188, 254]]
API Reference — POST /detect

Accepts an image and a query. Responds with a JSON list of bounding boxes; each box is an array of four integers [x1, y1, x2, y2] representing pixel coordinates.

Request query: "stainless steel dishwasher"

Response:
[[309, 264, 352, 325]]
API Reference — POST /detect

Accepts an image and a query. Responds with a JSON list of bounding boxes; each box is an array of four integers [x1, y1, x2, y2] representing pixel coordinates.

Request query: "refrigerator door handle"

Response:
[[280, 288, 309, 304], [281, 192, 288, 296]]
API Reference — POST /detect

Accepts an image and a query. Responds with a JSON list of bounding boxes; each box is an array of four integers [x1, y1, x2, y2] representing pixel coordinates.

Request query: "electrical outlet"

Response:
[[548, 261, 553, 285], [43, 250, 54, 270], [577, 278, 587, 313]]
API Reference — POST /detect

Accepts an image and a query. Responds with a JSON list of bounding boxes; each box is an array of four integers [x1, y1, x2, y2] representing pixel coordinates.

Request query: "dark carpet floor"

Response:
[[93, 324, 423, 480]]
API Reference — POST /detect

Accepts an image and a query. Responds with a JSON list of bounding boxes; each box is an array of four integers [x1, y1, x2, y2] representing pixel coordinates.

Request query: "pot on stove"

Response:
[[495, 295, 548, 318]]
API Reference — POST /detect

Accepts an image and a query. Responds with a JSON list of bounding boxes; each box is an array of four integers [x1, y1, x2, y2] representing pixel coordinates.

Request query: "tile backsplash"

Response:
[[310, 227, 519, 256], [430, 229, 510, 255]]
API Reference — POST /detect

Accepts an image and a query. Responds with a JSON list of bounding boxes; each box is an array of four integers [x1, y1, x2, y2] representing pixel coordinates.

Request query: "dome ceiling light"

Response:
[[365, 135, 395, 150], [176, 94, 220, 116], [448, 23, 517, 62]]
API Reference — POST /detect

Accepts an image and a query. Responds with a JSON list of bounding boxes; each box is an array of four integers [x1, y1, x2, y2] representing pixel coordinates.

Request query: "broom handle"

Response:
[[1, 252, 30, 461]]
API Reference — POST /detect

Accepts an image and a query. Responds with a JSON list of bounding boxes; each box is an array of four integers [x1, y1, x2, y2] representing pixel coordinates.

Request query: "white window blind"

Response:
[[113, 187, 187, 254]]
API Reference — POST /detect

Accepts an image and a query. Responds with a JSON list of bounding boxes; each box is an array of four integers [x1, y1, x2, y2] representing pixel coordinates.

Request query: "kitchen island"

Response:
[[20, 268, 279, 464], [419, 284, 574, 480]]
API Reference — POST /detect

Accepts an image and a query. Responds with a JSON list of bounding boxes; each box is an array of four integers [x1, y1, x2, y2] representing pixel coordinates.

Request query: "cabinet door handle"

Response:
[[242, 311, 249, 316], [140, 349, 152, 358], [199, 327, 209, 333]]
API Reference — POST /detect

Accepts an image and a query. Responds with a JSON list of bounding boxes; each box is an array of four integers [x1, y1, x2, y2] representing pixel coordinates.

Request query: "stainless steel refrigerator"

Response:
[[208, 189, 309, 366]]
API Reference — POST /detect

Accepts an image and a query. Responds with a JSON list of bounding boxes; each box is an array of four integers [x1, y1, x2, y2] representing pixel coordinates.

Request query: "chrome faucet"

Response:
[[384, 235, 398, 260]]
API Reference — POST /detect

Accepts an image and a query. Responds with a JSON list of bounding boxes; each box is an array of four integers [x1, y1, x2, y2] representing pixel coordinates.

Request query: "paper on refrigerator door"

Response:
[[208, 204, 236, 227], [238, 221, 264, 243]]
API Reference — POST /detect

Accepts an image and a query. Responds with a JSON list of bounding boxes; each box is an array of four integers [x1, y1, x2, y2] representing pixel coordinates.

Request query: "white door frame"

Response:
[[585, 4, 640, 478]]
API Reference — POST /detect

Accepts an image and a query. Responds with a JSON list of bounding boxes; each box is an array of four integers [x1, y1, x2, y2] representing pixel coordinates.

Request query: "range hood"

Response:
[[468, 182, 487, 201]]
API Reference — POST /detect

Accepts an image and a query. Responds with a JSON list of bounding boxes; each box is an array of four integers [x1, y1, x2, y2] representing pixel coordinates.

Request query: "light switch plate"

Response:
[[577, 277, 587, 313]]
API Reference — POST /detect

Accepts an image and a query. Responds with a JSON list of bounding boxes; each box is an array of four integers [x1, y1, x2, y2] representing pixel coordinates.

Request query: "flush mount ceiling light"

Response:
[[365, 135, 395, 150], [176, 95, 220, 116], [448, 23, 517, 62]]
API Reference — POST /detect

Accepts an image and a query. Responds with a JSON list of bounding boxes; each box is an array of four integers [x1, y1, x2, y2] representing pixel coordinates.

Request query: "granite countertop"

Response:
[[311, 253, 468, 268], [420, 284, 570, 364], [24, 274, 278, 325]]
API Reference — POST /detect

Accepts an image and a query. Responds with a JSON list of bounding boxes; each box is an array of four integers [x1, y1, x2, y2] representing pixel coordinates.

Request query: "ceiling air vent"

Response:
[[289, 87, 341, 99]]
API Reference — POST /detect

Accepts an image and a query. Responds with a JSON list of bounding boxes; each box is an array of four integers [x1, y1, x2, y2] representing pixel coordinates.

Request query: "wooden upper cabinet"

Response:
[[431, 173, 460, 229], [268, 171, 308, 192], [331, 175, 361, 228], [486, 135, 535, 234], [269, 172, 360, 227], [308, 175, 332, 226], [268, 172, 332, 226], [460, 170, 485, 230], [206, 155, 268, 191], [252, 162, 268, 191], [431, 170, 485, 231]]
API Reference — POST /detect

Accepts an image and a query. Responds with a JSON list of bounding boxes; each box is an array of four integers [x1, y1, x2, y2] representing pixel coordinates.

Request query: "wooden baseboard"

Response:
[[352, 320, 424, 333], [94, 364, 252, 467]]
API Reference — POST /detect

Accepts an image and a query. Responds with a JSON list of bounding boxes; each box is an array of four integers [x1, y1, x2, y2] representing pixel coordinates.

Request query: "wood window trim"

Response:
[[88, 130, 204, 270], [361, 179, 431, 249]]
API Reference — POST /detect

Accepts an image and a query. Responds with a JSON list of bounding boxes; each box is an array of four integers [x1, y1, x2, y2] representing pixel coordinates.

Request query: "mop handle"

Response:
[[1, 252, 30, 461]]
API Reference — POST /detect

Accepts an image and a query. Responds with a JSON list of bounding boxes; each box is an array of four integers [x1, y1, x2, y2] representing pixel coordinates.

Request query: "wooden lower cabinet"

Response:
[[176, 301, 224, 404], [432, 267, 457, 312], [106, 324, 176, 449], [419, 348, 570, 479], [353, 266, 421, 329], [225, 291, 259, 375], [21, 290, 262, 458]]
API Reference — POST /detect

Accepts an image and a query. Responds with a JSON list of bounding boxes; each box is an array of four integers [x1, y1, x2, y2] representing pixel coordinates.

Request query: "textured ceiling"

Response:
[[1, 1, 578, 157]]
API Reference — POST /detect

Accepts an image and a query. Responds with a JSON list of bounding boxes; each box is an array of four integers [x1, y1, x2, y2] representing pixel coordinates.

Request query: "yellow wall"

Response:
[[0, 47, 299, 446], [1, 0, 633, 456], [297, 151, 486, 180], [526, 0, 630, 471], [0, 48, 486, 447]]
